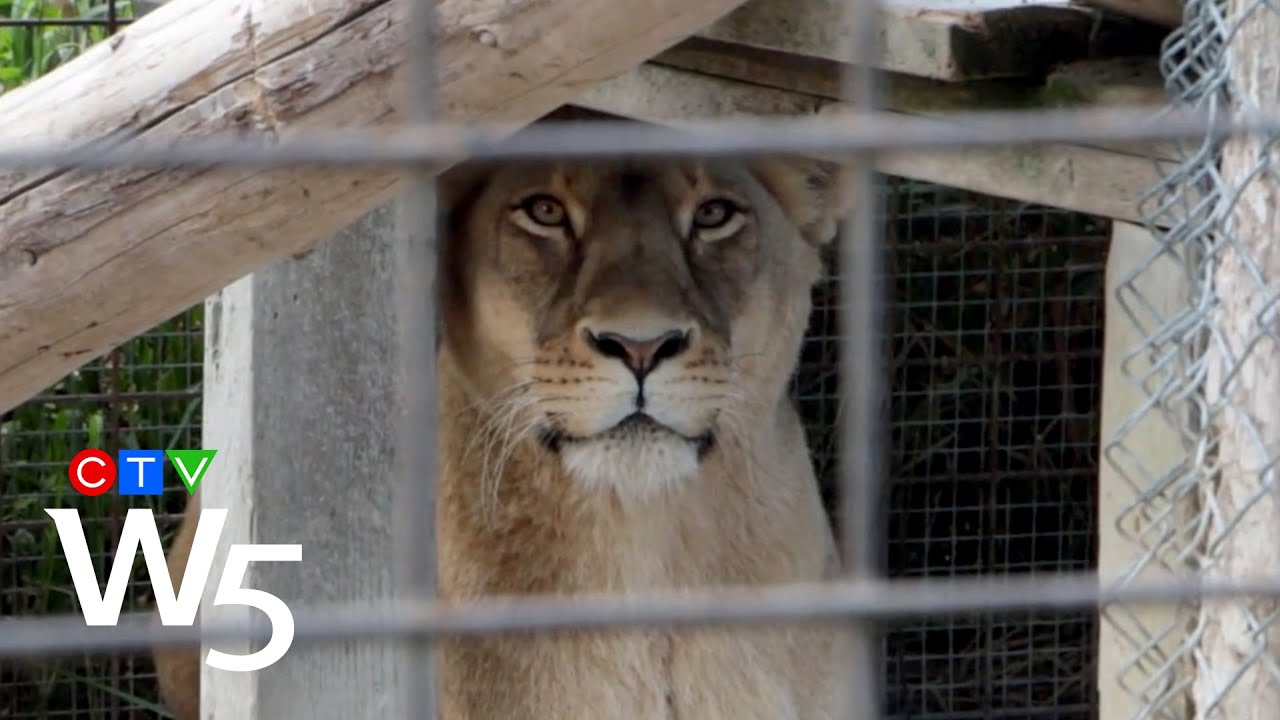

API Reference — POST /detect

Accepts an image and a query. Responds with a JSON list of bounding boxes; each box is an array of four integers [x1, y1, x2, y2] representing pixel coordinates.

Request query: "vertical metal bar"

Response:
[[397, 0, 439, 717], [838, 0, 886, 713]]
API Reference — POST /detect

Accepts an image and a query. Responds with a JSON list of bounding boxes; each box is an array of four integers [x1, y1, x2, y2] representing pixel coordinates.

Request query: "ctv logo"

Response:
[[67, 447, 214, 497], [46, 448, 302, 672]]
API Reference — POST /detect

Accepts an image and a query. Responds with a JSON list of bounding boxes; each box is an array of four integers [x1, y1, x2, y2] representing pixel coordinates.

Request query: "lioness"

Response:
[[154, 153, 854, 719]]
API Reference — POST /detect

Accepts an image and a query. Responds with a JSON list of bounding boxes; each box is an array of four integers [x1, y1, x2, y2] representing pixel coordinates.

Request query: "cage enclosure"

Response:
[[2, 173, 1108, 719], [1, 0, 1260, 718]]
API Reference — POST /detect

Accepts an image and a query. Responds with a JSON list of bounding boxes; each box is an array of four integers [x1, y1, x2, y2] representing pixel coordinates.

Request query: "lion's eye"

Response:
[[692, 199, 736, 231], [521, 195, 568, 228]]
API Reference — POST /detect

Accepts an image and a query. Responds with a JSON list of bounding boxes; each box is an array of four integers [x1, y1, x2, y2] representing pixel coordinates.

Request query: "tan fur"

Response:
[[153, 489, 201, 720], [154, 155, 853, 719]]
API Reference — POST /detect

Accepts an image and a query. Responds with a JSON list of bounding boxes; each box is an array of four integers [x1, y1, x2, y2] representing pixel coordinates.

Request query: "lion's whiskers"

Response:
[[474, 395, 540, 523], [458, 389, 530, 467], [454, 379, 535, 418], [481, 414, 546, 522]]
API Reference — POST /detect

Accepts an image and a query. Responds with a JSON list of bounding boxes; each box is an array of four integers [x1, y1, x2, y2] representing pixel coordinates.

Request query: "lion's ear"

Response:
[[749, 157, 851, 247]]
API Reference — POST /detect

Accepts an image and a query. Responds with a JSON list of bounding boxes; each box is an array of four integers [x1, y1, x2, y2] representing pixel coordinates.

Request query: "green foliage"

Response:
[[1, 306, 201, 718], [0, 0, 135, 87], [3, 307, 204, 600], [0, 8, 199, 715]]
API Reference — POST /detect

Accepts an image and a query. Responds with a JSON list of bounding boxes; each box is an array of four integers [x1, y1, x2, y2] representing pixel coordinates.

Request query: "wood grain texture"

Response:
[[574, 61, 1176, 224], [1193, 0, 1280, 715], [1097, 221, 1194, 720], [1080, 0, 1183, 27], [656, 38, 1176, 161], [0, 0, 749, 414], [701, 0, 1108, 81]]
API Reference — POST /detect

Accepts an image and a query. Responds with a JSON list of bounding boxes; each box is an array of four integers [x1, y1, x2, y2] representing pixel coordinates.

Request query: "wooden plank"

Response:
[[698, 0, 1163, 81], [0, 0, 751, 415], [574, 61, 1176, 223], [1081, 0, 1183, 27], [659, 37, 1046, 112], [1043, 57, 1169, 108], [1097, 221, 1194, 720], [656, 38, 1176, 161]]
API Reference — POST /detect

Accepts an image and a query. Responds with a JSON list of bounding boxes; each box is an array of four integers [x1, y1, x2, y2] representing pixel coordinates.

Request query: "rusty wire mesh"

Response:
[[0, 0, 1278, 719]]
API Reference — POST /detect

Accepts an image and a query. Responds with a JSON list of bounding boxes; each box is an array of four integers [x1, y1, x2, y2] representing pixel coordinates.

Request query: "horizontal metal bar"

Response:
[[22, 389, 200, 405], [0, 571, 1276, 661], [0, 107, 1274, 171]]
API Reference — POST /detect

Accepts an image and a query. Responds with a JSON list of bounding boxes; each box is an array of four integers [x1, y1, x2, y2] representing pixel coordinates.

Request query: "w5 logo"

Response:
[[44, 508, 302, 672]]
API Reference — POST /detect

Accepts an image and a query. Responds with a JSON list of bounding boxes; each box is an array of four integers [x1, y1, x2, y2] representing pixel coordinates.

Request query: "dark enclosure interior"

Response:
[[794, 177, 1106, 719]]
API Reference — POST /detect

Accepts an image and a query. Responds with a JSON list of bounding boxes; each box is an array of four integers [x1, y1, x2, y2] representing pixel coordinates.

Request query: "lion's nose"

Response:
[[584, 328, 691, 379]]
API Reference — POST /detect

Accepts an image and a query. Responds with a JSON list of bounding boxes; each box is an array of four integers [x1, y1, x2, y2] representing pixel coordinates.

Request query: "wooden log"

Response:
[[0, 0, 749, 415], [1192, 0, 1280, 716]]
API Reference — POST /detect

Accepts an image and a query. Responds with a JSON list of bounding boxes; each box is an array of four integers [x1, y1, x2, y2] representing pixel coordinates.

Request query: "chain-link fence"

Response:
[[0, 0, 1279, 718], [1109, 0, 1280, 715]]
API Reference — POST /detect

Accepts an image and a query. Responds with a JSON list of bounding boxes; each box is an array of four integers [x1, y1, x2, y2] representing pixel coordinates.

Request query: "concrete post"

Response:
[[199, 203, 405, 719]]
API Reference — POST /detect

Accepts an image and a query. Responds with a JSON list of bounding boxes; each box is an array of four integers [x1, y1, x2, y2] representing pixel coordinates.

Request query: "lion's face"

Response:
[[440, 156, 845, 497]]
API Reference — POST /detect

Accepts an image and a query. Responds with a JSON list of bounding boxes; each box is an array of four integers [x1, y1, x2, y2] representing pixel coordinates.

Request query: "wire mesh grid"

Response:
[[881, 186, 1106, 720], [1, 182, 1107, 719], [795, 179, 1108, 719], [0, 4, 182, 717], [0, 311, 200, 718], [0, 0, 1279, 719]]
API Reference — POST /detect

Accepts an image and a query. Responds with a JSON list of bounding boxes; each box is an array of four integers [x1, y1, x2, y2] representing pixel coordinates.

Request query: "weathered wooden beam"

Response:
[[661, 37, 1169, 115], [1042, 57, 1169, 108], [699, 0, 1166, 81], [1097, 220, 1194, 720], [657, 38, 1177, 161], [575, 59, 1177, 224], [1081, 0, 1183, 28], [0, 0, 748, 414], [1193, 0, 1280, 713]]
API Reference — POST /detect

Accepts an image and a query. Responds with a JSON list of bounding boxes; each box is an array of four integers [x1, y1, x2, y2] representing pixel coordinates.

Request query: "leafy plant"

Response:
[[0, 0, 135, 88], [0, 6, 205, 716]]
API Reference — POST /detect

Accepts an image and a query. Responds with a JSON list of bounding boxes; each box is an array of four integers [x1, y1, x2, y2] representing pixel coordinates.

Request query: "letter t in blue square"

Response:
[[117, 450, 165, 495]]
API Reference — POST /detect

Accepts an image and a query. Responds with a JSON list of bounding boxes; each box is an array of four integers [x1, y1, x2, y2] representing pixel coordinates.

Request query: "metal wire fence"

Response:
[[0, 0, 1279, 719], [0, 177, 1106, 719], [1112, 0, 1280, 716], [0, 309, 201, 718]]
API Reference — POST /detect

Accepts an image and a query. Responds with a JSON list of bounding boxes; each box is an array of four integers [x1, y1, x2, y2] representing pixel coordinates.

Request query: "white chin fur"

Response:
[[561, 433, 700, 499]]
